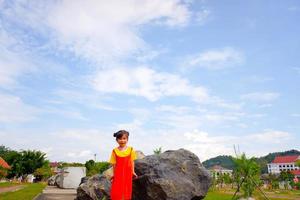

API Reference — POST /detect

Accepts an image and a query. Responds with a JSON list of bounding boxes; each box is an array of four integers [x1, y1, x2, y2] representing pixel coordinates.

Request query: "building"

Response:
[[0, 157, 11, 178], [0, 157, 10, 169], [291, 169, 300, 178], [267, 155, 300, 174], [209, 165, 233, 178]]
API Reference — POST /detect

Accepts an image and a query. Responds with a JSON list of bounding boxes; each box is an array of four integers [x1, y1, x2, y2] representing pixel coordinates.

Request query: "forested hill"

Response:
[[202, 149, 300, 173]]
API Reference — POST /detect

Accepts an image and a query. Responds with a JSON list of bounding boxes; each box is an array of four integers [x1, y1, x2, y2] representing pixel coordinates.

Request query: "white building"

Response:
[[267, 155, 300, 174], [209, 165, 233, 178]]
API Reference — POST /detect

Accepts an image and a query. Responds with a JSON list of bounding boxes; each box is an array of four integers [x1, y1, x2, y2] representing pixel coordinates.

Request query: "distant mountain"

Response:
[[202, 155, 235, 170], [202, 149, 300, 174]]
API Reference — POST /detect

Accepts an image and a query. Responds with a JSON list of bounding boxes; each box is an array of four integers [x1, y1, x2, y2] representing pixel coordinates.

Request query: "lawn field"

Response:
[[204, 188, 300, 200], [0, 182, 21, 188], [0, 182, 46, 200]]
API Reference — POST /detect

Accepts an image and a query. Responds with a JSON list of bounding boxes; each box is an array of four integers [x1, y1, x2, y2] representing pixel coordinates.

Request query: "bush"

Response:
[[34, 162, 54, 181], [85, 160, 110, 176]]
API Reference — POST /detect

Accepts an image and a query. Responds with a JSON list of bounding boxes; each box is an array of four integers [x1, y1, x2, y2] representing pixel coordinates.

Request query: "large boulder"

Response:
[[132, 149, 211, 200], [76, 174, 111, 200], [48, 174, 59, 186], [76, 149, 211, 200]]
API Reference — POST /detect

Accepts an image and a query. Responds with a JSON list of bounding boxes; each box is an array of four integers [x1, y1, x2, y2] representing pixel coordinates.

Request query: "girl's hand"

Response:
[[133, 172, 138, 179]]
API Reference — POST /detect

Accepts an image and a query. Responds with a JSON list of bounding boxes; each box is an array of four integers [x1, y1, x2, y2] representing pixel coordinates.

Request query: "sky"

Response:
[[0, 0, 299, 163]]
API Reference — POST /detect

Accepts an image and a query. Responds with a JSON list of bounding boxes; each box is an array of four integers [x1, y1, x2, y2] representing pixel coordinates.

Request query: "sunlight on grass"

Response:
[[0, 182, 46, 200]]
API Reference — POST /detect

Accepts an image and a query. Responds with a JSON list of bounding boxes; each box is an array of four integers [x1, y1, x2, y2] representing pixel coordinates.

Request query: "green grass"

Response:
[[204, 190, 233, 200], [0, 182, 20, 188], [0, 182, 46, 200], [205, 188, 300, 200]]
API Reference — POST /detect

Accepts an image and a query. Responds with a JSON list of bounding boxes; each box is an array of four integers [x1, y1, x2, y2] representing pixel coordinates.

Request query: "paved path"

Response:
[[34, 186, 77, 200], [0, 185, 25, 193]]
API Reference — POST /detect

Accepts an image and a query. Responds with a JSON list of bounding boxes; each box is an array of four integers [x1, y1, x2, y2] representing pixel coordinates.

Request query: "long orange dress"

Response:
[[110, 147, 135, 200]]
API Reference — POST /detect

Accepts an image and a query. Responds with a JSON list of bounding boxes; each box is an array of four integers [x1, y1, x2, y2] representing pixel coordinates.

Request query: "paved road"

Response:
[[34, 186, 77, 200]]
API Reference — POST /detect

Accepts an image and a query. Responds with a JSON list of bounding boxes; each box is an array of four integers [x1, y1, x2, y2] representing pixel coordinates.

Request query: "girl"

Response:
[[109, 130, 138, 200]]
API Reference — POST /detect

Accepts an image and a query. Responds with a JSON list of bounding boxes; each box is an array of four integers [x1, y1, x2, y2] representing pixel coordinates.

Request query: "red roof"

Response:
[[0, 157, 10, 169], [272, 155, 299, 163], [291, 170, 300, 176]]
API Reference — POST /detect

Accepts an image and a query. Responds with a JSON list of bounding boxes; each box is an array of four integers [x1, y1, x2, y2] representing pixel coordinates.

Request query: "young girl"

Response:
[[109, 130, 138, 200]]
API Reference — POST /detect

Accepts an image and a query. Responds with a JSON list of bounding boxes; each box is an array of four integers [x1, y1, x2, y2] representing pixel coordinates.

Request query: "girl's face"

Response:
[[117, 134, 128, 147]]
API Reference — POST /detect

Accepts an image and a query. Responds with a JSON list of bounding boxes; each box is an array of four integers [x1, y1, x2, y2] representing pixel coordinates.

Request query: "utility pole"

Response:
[[94, 153, 97, 162]]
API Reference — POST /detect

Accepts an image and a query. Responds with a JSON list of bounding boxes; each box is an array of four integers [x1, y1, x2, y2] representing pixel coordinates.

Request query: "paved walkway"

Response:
[[34, 186, 77, 200], [0, 185, 25, 193]]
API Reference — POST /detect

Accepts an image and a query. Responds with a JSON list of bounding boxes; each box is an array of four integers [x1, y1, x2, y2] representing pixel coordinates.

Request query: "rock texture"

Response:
[[132, 149, 211, 200], [76, 174, 111, 200], [76, 149, 211, 200]]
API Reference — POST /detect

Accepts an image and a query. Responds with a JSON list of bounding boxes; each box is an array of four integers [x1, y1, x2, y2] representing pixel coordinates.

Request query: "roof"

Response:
[[272, 155, 300, 163], [0, 157, 11, 169], [291, 170, 300, 176]]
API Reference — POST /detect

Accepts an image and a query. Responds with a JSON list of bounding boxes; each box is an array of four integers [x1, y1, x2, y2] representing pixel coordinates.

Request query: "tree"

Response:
[[266, 173, 279, 190], [5, 150, 47, 178], [34, 162, 53, 181], [296, 160, 300, 168], [85, 160, 110, 176], [279, 171, 294, 190], [232, 153, 261, 198]]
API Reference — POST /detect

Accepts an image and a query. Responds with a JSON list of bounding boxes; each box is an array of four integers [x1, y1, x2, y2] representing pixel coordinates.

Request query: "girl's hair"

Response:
[[113, 130, 129, 140]]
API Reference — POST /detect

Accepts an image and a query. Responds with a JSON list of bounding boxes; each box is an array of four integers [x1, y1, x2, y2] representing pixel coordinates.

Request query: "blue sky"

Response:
[[0, 0, 299, 163]]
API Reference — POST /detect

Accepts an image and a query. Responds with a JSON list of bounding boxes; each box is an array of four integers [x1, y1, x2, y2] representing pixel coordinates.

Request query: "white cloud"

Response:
[[203, 112, 244, 122], [92, 67, 209, 102], [0, 27, 36, 87], [291, 113, 300, 117], [246, 130, 291, 144], [1, 127, 295, 162], [184, 47, 244, 70], [2, 0, 191, 64], [241, 92, 280, 102], [0, 93, 39, 123], [195, 9, 211, 25]]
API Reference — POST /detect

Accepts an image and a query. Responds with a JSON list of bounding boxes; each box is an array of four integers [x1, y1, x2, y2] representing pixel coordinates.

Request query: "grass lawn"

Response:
[[0, 182, 21, 188], [204, 190, 232, 200], [0, 182, 46, 200], [205, 188, 300, 200]]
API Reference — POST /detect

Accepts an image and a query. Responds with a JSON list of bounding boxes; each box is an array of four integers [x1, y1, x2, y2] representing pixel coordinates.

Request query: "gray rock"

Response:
[[132, 149, 211, 200], [48, 174, 59, 186], [76, 149, 211, 200], [76, 174, 111, 200]]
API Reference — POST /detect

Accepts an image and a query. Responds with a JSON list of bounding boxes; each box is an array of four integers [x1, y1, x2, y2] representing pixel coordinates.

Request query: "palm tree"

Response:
[[153, 147, 162, 155]]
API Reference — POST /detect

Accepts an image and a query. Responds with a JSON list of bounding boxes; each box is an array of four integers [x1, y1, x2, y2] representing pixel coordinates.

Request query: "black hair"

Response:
[[113, 130, 129, 140]]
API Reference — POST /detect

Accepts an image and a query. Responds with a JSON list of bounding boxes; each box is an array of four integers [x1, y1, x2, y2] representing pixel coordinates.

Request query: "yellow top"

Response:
[[109, 146, 137, 164]]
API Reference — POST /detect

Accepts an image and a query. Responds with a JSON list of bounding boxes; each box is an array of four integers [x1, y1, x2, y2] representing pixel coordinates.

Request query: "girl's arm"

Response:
[[132, 160, 137, 178], [111, 164, 115, 180]]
